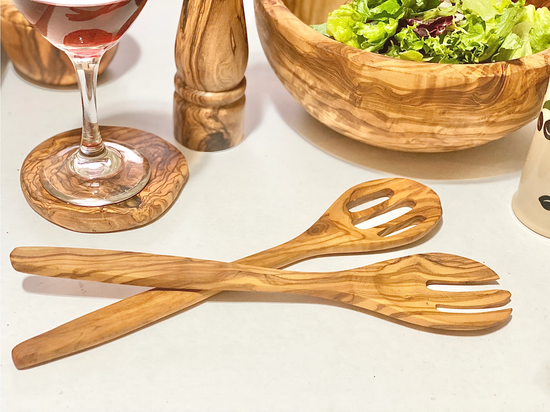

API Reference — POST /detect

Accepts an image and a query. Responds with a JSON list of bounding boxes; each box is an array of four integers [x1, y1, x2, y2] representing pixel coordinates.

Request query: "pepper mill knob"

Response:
[[174, 0, 248, 152]]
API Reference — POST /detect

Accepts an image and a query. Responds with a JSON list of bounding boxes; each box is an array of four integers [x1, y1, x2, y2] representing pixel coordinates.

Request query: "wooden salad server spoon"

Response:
[[11, 248, 512, 332], [10, 178, 442, 369]]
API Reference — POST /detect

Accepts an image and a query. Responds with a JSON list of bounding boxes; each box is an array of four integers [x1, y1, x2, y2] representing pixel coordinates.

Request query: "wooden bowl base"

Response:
[[20, 126, 189, 233]]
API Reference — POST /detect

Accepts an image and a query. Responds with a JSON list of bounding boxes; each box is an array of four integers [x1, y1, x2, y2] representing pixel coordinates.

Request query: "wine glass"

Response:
[[12, 0, 151, 206]]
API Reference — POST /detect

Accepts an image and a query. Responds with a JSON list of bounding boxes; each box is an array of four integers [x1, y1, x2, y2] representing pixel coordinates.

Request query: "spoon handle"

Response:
[[11, 288, 219, 369]]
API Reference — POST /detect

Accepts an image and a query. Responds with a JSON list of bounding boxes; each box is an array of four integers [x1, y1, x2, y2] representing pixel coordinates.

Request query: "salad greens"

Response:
[[311, 0, 550, 63]]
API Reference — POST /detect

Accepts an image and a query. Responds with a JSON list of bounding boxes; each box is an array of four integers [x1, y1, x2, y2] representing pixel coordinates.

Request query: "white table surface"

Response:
[[2, 1, 549, 411]]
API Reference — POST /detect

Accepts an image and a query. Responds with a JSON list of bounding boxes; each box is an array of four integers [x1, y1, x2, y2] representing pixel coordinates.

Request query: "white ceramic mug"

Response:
[[512, 82, 550, 238]]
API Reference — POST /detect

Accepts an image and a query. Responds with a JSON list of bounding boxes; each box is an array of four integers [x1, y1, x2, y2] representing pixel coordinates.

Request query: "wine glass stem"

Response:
[[70, 53, 105, 158]]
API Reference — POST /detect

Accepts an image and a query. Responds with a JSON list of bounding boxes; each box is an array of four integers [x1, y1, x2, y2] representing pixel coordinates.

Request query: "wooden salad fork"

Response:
[[11, 177, 443, 369], [11, 248, 512, 332]]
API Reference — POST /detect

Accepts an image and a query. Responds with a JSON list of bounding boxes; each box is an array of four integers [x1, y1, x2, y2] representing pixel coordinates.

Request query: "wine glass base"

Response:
[[39, 141, 151, 207], [21, 126, 189, 232]]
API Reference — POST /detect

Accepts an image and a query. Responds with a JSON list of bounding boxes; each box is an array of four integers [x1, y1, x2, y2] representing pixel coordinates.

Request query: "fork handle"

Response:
[[10, 247, 364, 292], [10, 239, 318, 370]]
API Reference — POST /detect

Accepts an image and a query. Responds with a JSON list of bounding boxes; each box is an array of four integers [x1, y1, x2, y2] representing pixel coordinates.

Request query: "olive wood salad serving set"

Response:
[[10, 178, 513, 369]]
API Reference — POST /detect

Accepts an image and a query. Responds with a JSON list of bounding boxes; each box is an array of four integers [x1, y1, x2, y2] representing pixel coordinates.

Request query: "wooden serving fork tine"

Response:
[[11, 248, 512, 332], [10, 178, 442, 369]]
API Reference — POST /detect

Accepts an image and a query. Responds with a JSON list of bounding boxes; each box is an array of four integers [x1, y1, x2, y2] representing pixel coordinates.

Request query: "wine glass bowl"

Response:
[[13, 0, 146, 56], [12, 0, 150, 206], [0, 0, 118, 87]]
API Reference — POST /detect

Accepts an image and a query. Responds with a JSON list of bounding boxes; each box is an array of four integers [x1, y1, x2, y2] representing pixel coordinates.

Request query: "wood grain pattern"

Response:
[[10, 177, 441, 369], [20, 126, 189, 233], [173, 0, 248, 151], [255, 0, 550, 152], [11, 247, 512, 332], [0, 0, 116, 86], [240, 177, 443, 268]]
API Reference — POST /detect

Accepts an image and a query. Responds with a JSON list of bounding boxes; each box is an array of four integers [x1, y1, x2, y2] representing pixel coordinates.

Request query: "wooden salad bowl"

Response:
[[1, 0, 117, 87], [255, 0, 550, 152]]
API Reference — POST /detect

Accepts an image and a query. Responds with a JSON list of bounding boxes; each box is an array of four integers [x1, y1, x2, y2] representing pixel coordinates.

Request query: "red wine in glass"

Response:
[[14, 0, 147, 55], [12, 0, 151, 206]]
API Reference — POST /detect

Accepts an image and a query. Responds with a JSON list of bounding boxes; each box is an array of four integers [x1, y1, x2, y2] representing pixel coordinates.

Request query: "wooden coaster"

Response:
[[21, 126, 189, 233]]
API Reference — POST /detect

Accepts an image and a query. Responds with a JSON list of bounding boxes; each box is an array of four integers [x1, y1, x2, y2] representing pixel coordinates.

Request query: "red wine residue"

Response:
[[13, 0, 147, 55]]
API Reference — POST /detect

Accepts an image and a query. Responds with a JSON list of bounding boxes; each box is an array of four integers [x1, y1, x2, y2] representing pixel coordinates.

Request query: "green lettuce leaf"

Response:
[[399, 49, 425, 60], [325, 4, 366, 48], [461, 0, 498, 21], [311, 22, 328, 36], [522, 5, 550, 53], [311, 0, 550, 63], [357, 19, 400, 51], [370, 0, 402, 18], [492, 21, 533, 61]]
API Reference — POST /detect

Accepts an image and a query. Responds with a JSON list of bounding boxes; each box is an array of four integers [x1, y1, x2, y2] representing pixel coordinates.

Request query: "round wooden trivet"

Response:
[[20, 126, 189, 233]]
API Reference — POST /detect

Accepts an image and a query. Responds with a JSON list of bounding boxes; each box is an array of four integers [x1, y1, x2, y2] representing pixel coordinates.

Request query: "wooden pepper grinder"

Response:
[[174, 0, 248, 151]]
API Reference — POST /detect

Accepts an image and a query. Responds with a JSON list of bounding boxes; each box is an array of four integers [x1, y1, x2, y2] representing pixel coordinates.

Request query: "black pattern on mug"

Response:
[[540, 196, 550, 211], [542, 101, 550, 139], [538, 101, 550, 209]]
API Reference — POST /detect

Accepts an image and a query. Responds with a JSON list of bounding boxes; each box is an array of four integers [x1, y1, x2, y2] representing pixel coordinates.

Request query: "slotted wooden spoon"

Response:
[[11, 248, 512, 332], [11, 178, 442, 369]]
